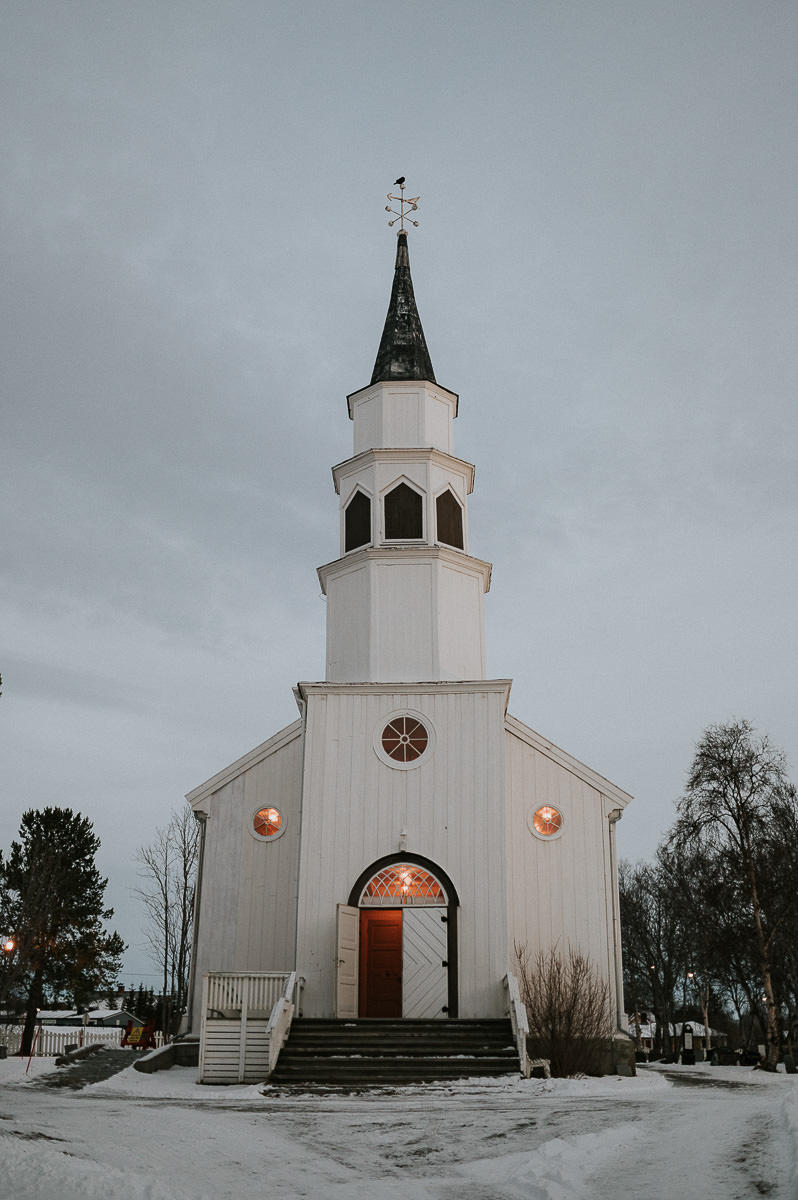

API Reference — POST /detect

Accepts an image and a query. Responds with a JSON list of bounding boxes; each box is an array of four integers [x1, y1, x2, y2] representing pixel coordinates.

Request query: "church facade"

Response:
[[186, 225, 631, 1044]]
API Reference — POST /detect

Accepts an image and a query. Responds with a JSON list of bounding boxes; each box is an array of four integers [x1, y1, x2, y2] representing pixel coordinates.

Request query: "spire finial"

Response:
[[385, 178, 420, 233]]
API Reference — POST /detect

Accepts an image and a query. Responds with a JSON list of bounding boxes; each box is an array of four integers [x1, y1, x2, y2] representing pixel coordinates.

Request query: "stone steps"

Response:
[[269, 1018, 520, 1085]]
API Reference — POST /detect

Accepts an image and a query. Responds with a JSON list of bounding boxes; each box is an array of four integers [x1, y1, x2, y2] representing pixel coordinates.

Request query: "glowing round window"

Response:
[[531, 805, 563, 837], [253, 807, 282, 839], [381, 716, 429, 763]]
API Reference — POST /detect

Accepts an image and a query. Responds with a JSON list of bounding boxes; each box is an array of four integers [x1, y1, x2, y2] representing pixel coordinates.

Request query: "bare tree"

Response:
[[669, 720, 798, 1071], [134, 808, 199, 1037], [515, 943, 614, 1076], [619, 854, 689, 1059]]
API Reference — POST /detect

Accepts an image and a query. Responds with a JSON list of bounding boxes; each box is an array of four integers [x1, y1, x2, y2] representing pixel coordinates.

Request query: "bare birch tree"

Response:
[[134, 807, 199, 1037], [669, 720, 798, 1071]]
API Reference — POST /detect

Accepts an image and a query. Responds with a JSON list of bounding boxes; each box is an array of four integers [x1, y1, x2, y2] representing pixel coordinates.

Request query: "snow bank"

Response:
[[462, 1124, 639, 1200], [0, 1056, 59, 1085], [0, 1138, 201, 1200]]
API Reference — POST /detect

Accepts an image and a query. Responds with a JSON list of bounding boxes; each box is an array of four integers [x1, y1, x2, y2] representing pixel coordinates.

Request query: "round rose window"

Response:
[[381, 716, 429, 763], [531, 805, 563, 837], [253, 807, 282, 838]]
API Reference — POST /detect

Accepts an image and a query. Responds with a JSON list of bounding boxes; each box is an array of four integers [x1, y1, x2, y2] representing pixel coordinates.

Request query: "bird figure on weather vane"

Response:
[[385, 178, 420, 231]]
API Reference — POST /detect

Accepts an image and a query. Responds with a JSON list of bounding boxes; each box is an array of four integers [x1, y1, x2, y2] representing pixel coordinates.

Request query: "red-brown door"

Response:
[[359, 909, 402, 1017]]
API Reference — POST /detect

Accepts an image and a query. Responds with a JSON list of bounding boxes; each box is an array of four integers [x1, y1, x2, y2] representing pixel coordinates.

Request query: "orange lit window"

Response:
[[381, 716, 429, 763], [253, 807, 282, 838], [532, 806, 563, 836], [360, 864, 447, 906]]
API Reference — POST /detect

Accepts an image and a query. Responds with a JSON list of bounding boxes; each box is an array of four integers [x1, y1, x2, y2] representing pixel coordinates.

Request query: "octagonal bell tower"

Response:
[[318, 230, 492, 682]]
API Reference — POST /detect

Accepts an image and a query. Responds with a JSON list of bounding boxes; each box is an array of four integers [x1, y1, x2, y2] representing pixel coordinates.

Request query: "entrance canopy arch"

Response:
[[348, 853, 460, 909], [344, 853, 459, 1018]]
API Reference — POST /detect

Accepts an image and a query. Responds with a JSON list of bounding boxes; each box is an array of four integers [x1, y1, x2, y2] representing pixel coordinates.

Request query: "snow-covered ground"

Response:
[[1, 1056, 796, 1200]]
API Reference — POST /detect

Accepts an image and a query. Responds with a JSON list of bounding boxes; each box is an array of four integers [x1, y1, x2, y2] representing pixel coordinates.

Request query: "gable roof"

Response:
[[185, 718, 302, 810], [505, 712, 633, 807]]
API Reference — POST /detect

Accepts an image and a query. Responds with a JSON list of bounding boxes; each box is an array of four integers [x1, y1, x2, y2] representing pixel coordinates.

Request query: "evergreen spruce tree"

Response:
[[0, 807, 125, 1055]]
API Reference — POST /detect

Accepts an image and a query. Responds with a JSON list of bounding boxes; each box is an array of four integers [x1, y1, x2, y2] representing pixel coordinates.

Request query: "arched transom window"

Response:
[[359, 863, 448, 906]]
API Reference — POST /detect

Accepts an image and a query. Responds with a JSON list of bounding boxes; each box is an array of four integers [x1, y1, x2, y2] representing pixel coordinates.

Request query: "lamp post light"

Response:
[[681, 971, 696, 1065]]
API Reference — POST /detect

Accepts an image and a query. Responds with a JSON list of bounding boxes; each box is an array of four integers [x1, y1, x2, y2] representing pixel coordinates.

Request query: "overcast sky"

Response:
[[2, 1, 796, 988]]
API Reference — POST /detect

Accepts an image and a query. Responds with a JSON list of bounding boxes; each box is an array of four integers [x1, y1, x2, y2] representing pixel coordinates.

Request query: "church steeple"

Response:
[[319, 206, 492, 685], [371, 231, 436, 384]]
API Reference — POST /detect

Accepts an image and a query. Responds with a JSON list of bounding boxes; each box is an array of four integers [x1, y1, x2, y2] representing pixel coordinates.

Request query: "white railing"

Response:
[[0, 1026, 165, 1058], [204, 972, 292, 1018], [265, 971, 297, 1075], [503, 972, 531, 1078], [199, 971, 297, 1084]]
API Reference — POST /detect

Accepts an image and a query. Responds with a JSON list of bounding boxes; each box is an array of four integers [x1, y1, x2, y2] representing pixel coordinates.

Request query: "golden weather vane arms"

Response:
[[385, 177, 420, 231]]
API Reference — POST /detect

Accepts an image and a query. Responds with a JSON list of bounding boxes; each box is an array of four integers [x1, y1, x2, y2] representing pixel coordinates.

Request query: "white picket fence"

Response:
[[1, 1025, 165, 1057]]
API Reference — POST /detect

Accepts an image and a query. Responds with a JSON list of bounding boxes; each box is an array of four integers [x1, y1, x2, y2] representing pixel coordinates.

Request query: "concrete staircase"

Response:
[[268, 1018, 520, 1085]]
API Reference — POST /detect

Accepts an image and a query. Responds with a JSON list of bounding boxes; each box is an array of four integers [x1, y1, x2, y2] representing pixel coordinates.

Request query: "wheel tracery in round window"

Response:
[[381, 716, 429, 763], [253, 807, 282, 838], [531, 805, 563, 837]]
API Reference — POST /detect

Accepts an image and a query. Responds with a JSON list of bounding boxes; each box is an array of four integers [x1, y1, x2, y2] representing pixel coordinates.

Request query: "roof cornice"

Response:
[[346, 378, 459, 421], [331, 446, 475, 494]]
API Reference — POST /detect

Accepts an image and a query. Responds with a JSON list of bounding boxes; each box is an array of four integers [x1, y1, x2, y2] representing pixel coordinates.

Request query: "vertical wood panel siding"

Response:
[[295, 684, 510, 1018], [504, 724, 615, 995], [190, 725, 303, 1030]]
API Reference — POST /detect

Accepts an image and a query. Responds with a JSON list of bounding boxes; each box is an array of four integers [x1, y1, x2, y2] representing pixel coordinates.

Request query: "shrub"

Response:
[[516, 943, 614, 1077]]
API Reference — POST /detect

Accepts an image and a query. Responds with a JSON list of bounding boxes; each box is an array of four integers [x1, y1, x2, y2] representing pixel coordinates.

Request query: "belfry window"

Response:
[[436, 489, 464, 549], [345, 490, 372, 552], [384, 482, 423, 540]]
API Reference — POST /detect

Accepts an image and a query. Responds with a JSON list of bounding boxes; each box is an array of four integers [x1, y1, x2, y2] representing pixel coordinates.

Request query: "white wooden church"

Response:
[[186, 199, 633, 1083]]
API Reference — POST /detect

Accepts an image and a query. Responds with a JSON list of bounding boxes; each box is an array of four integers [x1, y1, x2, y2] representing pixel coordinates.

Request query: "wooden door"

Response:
[[335, 904, 359, 1018], [402, 907, 449, 1018], [359, 909, 402, 1018]]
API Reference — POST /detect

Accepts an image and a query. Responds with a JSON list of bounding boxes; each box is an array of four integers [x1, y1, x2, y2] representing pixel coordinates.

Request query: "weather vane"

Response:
[[385, 177, 420, 231]]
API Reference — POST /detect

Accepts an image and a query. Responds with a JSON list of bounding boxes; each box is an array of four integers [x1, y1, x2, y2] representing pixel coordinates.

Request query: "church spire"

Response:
[[370, 230, 436, 385]]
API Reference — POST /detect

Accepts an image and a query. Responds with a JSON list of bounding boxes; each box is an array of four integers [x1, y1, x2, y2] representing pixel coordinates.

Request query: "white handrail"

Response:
[[198, 971, 298, 1083], [503, 972, 530, 1078], [265, 970, 297, 1076]]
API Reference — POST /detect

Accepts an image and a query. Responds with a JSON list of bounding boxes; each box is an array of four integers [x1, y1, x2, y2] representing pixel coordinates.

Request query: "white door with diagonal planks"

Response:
[[402, 907, 448, 1018]]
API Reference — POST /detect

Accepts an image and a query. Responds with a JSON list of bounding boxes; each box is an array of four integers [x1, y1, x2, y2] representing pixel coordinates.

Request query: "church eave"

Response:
[[346, 378, 459, 421], [331, 446, 475, 495], [316, 544, 492, 596], [185, 718, 303, 811], [297, 679, 513, 709], [505, 713, 634, 807]]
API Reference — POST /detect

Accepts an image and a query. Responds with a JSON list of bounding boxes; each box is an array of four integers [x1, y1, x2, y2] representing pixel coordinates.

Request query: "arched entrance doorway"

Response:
[[336, 854, 459, 1019]]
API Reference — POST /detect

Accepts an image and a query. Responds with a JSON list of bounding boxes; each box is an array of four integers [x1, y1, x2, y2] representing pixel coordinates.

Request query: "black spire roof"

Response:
[[370, 231, 436, 385]]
